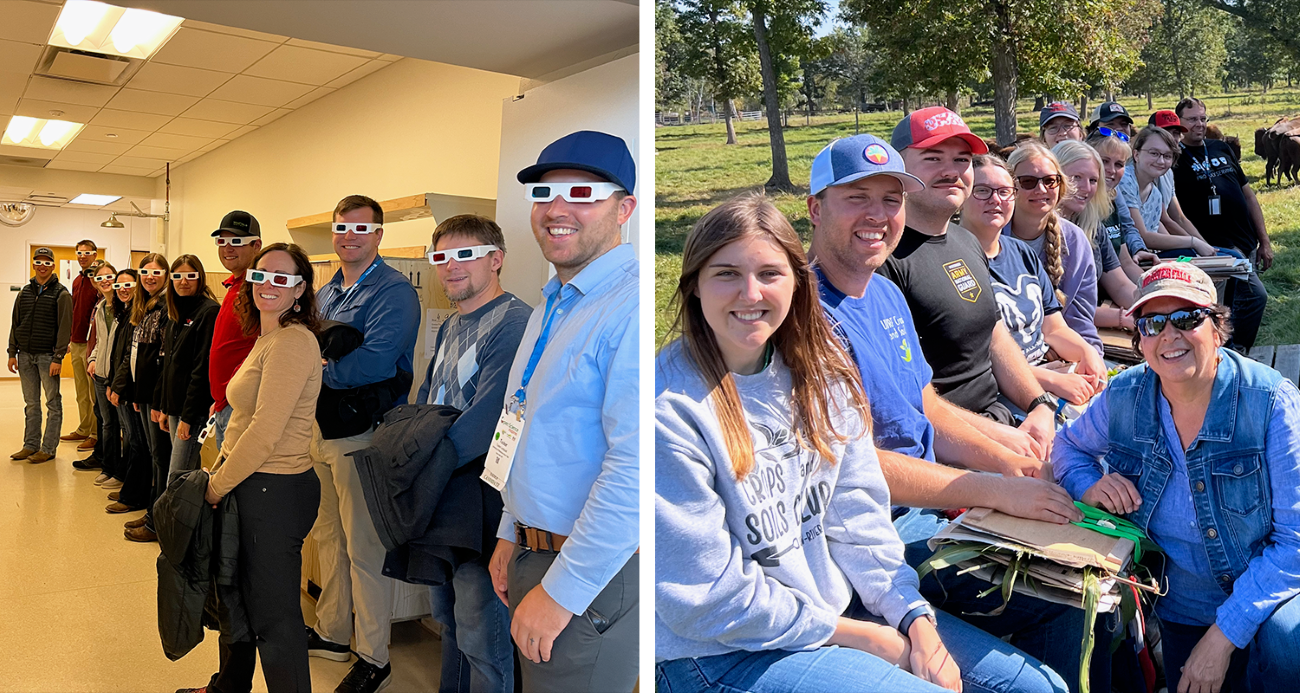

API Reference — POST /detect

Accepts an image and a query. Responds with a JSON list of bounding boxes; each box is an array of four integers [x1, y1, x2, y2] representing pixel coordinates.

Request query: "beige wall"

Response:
[[163, 57, 520, 275]]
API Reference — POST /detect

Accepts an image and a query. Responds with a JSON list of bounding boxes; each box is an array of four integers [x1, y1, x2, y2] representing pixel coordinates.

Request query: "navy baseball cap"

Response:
[[1090, 101, 1132, 126], [33, 246, 53, 260], [810, 134, 924, 196], [1040, 102, 1081, 128], [517, 130, 636, 194], [211, 210, 260, 237]]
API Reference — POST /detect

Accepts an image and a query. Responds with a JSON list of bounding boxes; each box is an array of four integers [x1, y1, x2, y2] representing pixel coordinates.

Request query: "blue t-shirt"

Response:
[[986, 236, 1062, 364], [817, 268, 936, 462]]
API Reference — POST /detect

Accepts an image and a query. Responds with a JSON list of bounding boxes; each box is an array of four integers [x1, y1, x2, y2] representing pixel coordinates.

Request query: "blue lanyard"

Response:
[[326, 259, 379, 320], [514, 289, 574, 412]]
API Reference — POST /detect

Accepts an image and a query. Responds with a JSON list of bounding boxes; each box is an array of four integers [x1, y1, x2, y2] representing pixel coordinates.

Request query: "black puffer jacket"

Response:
[[154, 295, 219, 428], [112, 298, 168, 405], [155, 470, 250, 661]]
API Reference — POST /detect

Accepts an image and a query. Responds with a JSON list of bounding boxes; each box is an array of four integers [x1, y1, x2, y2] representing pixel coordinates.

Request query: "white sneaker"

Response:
[[101, 478, 124, 490], [93, 473, 111, 485]]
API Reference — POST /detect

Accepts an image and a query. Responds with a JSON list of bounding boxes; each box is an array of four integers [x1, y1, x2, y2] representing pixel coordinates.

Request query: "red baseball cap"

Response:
[[1148, 110, 1187, 133], [891, 107, 989, 154]]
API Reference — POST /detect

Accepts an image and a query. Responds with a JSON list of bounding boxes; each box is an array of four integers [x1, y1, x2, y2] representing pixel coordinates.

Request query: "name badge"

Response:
[[481, 405, 524, 491], [1208, 184, 1221, 216]]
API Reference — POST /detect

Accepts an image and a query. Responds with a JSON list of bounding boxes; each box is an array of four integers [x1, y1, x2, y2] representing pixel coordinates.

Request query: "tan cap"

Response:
[[1126, 262, 1217, 316]]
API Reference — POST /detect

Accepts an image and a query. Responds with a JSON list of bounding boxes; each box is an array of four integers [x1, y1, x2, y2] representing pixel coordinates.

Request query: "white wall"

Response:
[[493, 53, 639, 304], [0, 207, 153, 378]]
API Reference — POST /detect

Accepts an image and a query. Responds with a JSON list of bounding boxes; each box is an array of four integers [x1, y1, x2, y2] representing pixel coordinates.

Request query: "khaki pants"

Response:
[[69, 342, 96, 438], [309, 425, 395, 667]]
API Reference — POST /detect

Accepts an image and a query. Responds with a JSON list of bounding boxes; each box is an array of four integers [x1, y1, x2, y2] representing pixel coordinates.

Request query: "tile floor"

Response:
[[0, 380, 442, 692]]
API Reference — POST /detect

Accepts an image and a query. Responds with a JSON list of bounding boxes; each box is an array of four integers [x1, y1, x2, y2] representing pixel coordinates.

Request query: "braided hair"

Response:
[[1007, 141, 1073, 306]]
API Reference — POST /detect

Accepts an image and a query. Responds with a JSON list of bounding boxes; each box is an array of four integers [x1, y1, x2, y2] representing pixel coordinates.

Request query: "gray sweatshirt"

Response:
[[655, 341, 927, 662]]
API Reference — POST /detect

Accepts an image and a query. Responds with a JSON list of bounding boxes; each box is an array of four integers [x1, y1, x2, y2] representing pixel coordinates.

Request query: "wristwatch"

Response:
[[1027, 393, 1056, 416], [899, 604, 937, 635]]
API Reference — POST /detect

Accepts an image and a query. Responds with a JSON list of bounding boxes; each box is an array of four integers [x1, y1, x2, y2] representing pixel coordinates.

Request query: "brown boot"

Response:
[[10, 448, 35, 460], [28, 451, 53, 463], [105, 502, 135, 514], [77, 438, 97, 451], [124, 516, 148, 530], [59, 432, 87, 442], [107, 490, 120, 502], [124, 525, 157, 542]]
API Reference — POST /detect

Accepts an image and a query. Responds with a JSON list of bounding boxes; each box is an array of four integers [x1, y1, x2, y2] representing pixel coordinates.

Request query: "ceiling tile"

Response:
[[99, 164, 158, 177], [250, 108, 291, 127], [157, 117, 238, 139], [0, 72, 27, 114], [207, 75, 313, 108], [51, 150, 116, 164], [0, 1, 60, 44], [90, 109, 172, 132], [112, 155, 171, 169], [15, 98, 98, 123], [126, 144, 190, 160], [325, 59, 390, 90], [62, 138, 131, 155], [180, 99, 273, 125], [226, 125, 258, 139], [23, 76, 119, 107], [152, 28, 280, 74], [105, 89, 200, 117], [199, 139, 229, 153], [376, 54, 404, 62], [283, 86, 334, 110], [175, 151, 203, 164], [78, 125, 147, 144], [140, 132, 209, 151], [244, 45, 368, 86], [44, 160, 103, 172], [0, 186, 33, 196], [284, 38, 381, 59], [180, 20, 289, 44], [127, 62, 233, 98], [0, 39, 42, 76]]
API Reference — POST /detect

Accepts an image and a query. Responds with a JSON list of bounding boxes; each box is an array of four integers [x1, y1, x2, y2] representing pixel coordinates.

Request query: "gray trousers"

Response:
[[18, 352, 61, 454], [507, 547, 638, 693]]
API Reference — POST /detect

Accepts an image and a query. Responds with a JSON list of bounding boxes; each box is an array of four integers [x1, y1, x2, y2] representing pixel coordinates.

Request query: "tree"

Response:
[[825, 26, 877, 133], [676, 0, 761, 143], [1224, 18, 1287, 91], [655, 0, 691, 112], [1130, 0, 1228, 99], [744, 0, 826, 193], [1202, 0, 1300, 65]]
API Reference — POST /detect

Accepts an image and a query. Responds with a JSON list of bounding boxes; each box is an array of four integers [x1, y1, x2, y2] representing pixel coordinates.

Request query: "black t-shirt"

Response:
[[1174, 140, 1258, 254], [878, 224, 1000, 414]]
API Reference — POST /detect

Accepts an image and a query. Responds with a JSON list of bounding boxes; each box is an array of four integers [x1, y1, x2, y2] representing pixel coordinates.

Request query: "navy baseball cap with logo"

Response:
[[517, 130, 636, 194], [1090, 101, 1132, 126], [210, 210, 261, 237], [810, 134, 924, 196], [1040, 102, 1081, 128], [32, 246, 53, 260]]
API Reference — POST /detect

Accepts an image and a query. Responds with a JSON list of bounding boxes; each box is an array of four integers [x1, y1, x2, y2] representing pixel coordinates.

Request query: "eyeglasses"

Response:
[[333, 222, 381, 235], [93, 275, 114, 284], [112, 281, 136, 290], [1139, 149, 1175, 163], [215, 236, 254, 247], [32, 259, 53, 267], [1015, 175, 1062, 191], [1097, 126, 1130, 142], [1135, 307, 1212, 337], [171, 272, 200, 281], [524, 181, 624, 203], [75, 250, 96, 257], [971, 185, 1017, 201], [1044, 122, 1080, 136], [428, 244, 499, 265], [139, 268, 167, 277], [245, 268, 304, 287]]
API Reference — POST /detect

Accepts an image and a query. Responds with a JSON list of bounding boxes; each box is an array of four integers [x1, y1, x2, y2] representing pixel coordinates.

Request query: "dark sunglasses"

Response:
[[1135, 307, 1212, 338], [1015, 175, 1062, 191], [1097, 126, 1130, 143]]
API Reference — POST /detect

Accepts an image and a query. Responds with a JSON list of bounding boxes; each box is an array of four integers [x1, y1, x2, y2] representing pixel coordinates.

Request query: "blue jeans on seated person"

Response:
[[895, 507, 1113, 693], [1160, 595, 1300, 693], [428, 561, 514, 693]]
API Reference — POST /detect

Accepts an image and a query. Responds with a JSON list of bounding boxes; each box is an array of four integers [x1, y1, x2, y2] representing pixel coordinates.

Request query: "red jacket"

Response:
[[208, 273, 258, 412], [71, 273, 96, 344]]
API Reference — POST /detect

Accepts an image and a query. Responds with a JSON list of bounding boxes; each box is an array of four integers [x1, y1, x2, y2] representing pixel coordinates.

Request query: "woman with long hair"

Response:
[[1052, 140, 1143, 332], [155, 254, 219, 487], [655, 193, 1070, 693], [1116, 127, 1216, 257], [1084, 131, 1157, 285], [178, 243, 322, 693], [104, 268, 141, 494], [109, 255, 172, 541], [963, 155, 1105, 406], [84, 261, 119, 485], [1005, 142, 1103, 357]]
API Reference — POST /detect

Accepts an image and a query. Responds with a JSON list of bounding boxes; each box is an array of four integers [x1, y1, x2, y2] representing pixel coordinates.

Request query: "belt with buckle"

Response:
[[515, 522, 566, 552]]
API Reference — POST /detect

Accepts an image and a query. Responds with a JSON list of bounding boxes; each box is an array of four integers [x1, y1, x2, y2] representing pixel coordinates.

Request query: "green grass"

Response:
[[655, 88, 1300, 347]]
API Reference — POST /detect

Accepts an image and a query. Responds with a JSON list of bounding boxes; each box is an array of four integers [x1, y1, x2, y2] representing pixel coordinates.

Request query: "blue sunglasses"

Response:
[[1098, 126, 1130, 143]]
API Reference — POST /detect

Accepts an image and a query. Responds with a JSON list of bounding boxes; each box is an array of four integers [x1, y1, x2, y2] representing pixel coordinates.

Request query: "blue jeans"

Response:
[[896, 508, 1111, 693], [1160, 595, 1300, 693], [92, 376, 120, 480], [429, 562, 514, 693], [213, 404, 232, 451], [166, 415, 204, 487], [17, 352, 61, 454]]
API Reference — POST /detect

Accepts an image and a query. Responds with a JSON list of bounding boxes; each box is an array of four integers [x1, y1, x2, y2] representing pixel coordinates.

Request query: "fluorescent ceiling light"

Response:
[[69, 194, 121, 206], [49, 1, 183, 60], [2, 116, 84, 150]]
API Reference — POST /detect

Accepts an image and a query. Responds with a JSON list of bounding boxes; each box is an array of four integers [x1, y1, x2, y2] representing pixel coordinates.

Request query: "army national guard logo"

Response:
[[944, 259, 981, 302]]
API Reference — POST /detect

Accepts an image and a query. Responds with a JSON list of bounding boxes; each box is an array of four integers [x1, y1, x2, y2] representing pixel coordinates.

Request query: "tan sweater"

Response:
[[211, 323, 322, 497]]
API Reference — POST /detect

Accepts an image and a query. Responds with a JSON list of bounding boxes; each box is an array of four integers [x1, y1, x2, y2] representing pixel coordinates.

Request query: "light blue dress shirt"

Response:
[[495, 243, 639, 615]]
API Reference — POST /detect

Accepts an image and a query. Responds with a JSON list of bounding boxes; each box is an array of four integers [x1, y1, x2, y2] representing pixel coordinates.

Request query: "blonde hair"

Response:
[[1007, 142, 1071, 305], [1052, 140, 1109, 246], [131, 253, 169, 326], [665, 193, 870, 479]]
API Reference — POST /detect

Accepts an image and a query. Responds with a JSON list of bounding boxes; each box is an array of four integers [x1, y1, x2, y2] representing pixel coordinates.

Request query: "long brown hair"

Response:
[[131, 253, 169, 326], [165, 254, 216, 322], [236, 243, 320, 336], [1008, 142, 1072, 306], [664, 193, 870, 479]]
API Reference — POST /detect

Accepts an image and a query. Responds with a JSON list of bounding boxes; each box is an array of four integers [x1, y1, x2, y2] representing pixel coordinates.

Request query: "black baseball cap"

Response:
[[210, 210, 261, 237], [1039, 102, 1081, 128], [1090, 101, 1132, 126], [517, 130, 636, 194]]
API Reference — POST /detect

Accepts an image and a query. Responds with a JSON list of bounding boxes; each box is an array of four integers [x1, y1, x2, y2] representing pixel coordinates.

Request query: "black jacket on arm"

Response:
[[154, 295, 219, 427]]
